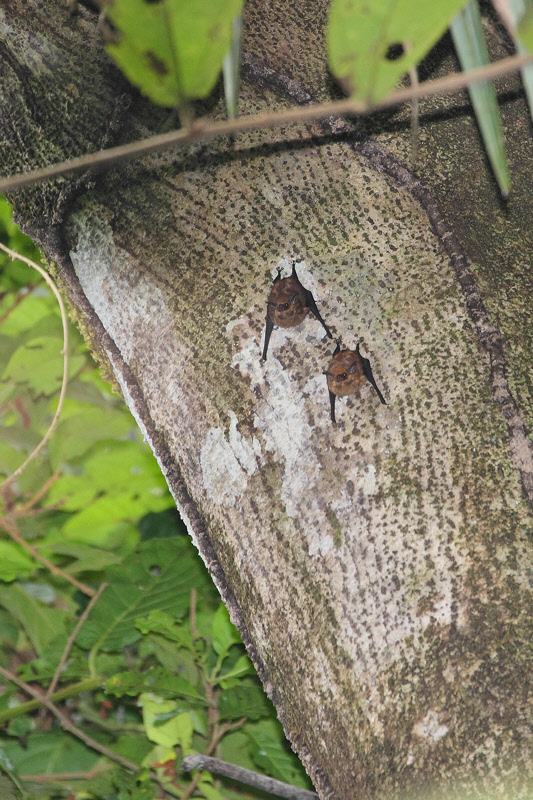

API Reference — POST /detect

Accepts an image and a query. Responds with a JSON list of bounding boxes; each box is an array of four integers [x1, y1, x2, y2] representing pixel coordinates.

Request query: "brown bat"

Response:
[[325, 342, 387, 423], [262, 261, 333, 361]]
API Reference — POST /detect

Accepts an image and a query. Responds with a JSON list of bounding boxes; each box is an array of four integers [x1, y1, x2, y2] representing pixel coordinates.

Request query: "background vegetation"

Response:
[[0, 197, 312, 799]]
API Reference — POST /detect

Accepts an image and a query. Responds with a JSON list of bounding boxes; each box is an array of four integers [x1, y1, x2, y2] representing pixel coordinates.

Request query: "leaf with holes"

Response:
[[327, 0, 467, 103], [105, 0, 245, 107], [76, 537, 211, 652]]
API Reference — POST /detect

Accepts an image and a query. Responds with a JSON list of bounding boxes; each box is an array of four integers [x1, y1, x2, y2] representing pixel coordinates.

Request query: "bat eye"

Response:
[[279, 302, 289, 311], [338, 373, 347, 381]]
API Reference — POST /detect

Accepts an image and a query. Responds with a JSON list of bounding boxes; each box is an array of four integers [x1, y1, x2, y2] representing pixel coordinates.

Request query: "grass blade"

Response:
[[450, 0, 511, 196]]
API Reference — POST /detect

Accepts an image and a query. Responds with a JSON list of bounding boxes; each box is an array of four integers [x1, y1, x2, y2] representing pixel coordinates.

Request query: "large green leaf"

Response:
[[48, 440, 170, 511], [105, 0, 245, 107], [0, 542, 35, 582], [76, 538, 211, 652], [450, 1, 511, 197], [0, 584, 66, 656], [2, 336, 85, 396], [218, 684, 273, 721], [246, 719, 314, 789], [106, 666, 204, 702], [508, 0, 533, 123], [47, 406, 133, 468], [327, 0, 467, 103], [0, 732, 98, 775]]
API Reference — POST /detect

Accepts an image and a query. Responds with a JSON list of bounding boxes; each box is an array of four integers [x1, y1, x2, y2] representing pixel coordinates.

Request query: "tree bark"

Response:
[[1, 2, 532, 798]]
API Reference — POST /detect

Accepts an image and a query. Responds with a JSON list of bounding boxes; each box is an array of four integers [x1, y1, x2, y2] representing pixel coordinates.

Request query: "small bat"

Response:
[[325, 342, 387, 423], [262, 261, 333, 361]]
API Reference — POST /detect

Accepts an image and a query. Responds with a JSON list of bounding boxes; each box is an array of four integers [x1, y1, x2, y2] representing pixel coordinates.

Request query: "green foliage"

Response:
[[326, 0, 466, 103], [104, 0, 245, 107], [0, 197, 312, 799], [450, 1, 511, 197]]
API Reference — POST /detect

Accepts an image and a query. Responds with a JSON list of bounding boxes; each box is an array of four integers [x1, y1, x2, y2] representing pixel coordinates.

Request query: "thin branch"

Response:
[[189, 587, 197, 638], [0, 242, 69, 491], [0, 666, 140, 773], [181, 754, 319, 800], [17, 471, 61, 514], [0, 511, 95, 597], [178, 717, 247, 800], [0, 676, 105, 723], [19, 766, 112, 782], [46, 582, 108, 698], [0, 52, 530, 195]]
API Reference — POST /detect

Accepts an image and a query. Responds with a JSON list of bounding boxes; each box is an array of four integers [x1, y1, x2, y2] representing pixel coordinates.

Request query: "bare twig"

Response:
[[18, 471, 61, 514], [0, 676, 105, 723], [182, 754, 319, 800], [0, 511, 95, 596], [0, 52, 530, 195], [46, 582, 108, 698], [0, 666, 140, 773], [190, 588, 197, 638], [178, 717, 247, 800], [19, 765, 112, 782], [0, 242, 69, 491]]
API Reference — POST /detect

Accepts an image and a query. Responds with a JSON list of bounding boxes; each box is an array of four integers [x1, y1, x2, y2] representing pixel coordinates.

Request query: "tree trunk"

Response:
[[1, 1, 532, 798]]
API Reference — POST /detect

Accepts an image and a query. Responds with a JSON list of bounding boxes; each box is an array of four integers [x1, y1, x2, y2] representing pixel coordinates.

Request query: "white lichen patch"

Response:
[[230, 290, 336, 557], [200, 413, 260, 505], [360, 464, 378, 496], [412, 710, 449, 743]]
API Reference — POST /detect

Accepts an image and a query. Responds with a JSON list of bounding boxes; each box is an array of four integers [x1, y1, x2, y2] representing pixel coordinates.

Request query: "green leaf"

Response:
[[506, 0, 533, 125], [0, 542, 35, 582], [197, 780, 224, 800], [48, 406, 133, 468], [43, 541, 124, 575], [17, 634, 88, 683], [48, 440, 170, 512], [0, 583, 66, 656], [218, 653, 255, 685], [327, 0, 467, 103], [218, 684, 273, 721], [2, 336, 85, 396], [139, 695, 193, 752], [76, 537, 211, 652], [60, 496, 141, 549], [450, 1, 511, 197], [0, 295, 55, 337], [106, 666, 205, 702], [223, 15, 243, 119], [112, 733, 154, 767], [517, 2, 533, 51], [105, 0, 245, 107], [0, 731, 99, 775], [245, 719, 313, 789], [135, 609, 195, 650], [212, 603, 241, 657]]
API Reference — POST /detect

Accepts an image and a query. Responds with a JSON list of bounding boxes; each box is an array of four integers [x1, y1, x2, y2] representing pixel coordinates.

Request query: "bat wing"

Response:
[[360, 352, 387, 405]]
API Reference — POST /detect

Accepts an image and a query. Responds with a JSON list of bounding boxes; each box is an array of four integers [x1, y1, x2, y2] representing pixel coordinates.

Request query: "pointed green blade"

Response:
[[450, 1, 511, 197]]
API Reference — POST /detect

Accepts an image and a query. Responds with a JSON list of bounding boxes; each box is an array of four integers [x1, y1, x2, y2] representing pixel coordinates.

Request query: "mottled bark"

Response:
[[1, 1, 532, 798]]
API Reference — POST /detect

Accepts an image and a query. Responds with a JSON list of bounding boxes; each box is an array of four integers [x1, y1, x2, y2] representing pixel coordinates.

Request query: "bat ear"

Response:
[[348, 362, 357, 374], [290, 292, 301, 305]]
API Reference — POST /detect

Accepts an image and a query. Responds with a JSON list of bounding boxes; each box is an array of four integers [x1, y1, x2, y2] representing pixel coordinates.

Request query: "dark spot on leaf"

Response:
[[385, 43, 404, 61], [207, 22, 221, 41], [149, 565, 161, 575], [145, 51, 168, 76]]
